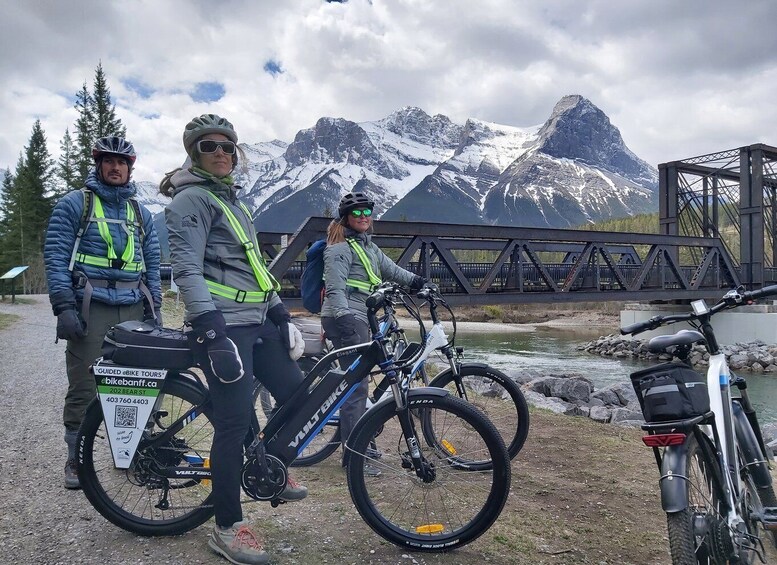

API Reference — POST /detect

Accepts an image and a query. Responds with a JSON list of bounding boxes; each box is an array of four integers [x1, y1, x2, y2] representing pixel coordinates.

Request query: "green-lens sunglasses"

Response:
[[350, 208, 373, 217]]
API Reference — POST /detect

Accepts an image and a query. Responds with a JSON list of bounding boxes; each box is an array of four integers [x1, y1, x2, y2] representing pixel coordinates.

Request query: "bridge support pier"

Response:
[[620, 303, 777, 346]]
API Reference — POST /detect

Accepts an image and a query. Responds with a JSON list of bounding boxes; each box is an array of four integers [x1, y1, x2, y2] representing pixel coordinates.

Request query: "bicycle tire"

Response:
[[78, 374, 216, 536], [346, 392, 511, 551], [429, 364, 529, 460], [665, 432, 728, 564]]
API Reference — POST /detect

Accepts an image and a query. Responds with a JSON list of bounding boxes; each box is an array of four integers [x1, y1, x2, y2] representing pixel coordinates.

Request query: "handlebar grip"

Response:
[[747, 284, 777, 302], [620, 317, 659, 336]]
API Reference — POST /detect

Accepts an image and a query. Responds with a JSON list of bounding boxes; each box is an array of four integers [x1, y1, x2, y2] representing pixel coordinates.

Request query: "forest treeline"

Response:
[[0, 63, 126, 293]]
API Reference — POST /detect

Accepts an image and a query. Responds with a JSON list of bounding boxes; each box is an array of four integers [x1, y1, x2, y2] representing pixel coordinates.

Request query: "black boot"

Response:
[[64, 430, 80, 490]]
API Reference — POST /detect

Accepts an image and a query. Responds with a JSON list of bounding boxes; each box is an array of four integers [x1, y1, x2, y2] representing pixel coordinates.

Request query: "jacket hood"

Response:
[[84, 169, 137, 203], [169, 168, 239, 199]]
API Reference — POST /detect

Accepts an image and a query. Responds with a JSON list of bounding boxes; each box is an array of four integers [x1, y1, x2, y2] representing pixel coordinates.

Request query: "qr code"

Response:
[[114, 405, 138, 428]]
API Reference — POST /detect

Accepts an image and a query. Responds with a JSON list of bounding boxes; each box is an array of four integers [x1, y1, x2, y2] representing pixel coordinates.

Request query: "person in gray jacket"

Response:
[[320, 192, 427, 475], [162, 114, 306, 565]]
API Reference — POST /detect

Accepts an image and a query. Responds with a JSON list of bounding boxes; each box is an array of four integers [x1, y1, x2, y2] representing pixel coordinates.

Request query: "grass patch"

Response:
[[0, 312, 19, 330]]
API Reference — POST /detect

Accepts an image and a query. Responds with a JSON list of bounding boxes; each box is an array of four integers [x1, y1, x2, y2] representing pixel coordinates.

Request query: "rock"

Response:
[[589, 406, 612, 423], [610, 407, 644, 424], [522, 390, 575, 414]]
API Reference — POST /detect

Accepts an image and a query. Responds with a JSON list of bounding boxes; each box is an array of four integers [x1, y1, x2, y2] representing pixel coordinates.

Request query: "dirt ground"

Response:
[[2, 296, 773, 565]]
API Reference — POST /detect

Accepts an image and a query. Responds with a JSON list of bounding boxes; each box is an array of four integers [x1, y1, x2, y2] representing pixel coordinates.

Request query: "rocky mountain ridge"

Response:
[[135, 94, 658, 234]]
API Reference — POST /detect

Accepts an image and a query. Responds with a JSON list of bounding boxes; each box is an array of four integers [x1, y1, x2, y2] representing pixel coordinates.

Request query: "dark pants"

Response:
[[64, 301, 144, 432], [321, 316, 370, 463], [201, 321, 304, 528]]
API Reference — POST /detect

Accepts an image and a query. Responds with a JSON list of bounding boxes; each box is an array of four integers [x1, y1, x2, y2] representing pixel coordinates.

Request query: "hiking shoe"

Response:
[[278, 476, 308, 501], [365, 446, 383, 459], [363, 463, 382, 477], [64, 458, 80, 490], [208, 521, 269, 565]]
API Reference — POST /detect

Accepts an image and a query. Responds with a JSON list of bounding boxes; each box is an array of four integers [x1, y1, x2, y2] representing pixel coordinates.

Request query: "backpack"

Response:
[[300, 239, 327, 313]]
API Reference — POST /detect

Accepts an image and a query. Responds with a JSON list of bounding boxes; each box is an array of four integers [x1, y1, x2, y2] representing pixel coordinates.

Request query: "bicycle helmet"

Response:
[[92, 136, 137, 167], [183, 113, 238, 157], [338, 192, 374, 219]]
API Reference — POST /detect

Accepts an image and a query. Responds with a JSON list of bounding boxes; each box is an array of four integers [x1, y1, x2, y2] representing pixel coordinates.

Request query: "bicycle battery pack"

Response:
[[101, 320, 195, 370], [630, 363, 710, 423]]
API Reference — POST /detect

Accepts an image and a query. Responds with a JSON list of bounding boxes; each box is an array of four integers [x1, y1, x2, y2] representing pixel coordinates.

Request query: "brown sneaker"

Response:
[[64, 458, 80, 490], [208, 521, 269, 565], [278, 476, 308, 501]]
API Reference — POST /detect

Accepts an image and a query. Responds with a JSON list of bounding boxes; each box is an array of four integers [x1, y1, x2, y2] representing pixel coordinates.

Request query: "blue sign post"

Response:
[[1, 266, 29, 303]]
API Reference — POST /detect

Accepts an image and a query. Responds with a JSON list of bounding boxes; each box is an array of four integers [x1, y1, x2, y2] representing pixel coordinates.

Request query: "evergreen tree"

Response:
[[55, 127, 78, 198], [73, 82, 94, 188], [0, 121, 55, 292], [91, 62, 126, 138]]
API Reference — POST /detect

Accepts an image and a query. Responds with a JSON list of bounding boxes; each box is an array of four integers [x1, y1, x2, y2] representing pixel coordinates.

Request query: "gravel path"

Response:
[[0, 296, 223, 564]]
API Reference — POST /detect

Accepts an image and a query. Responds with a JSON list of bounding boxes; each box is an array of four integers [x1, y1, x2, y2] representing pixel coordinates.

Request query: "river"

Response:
[[448, 325, 777, 426]]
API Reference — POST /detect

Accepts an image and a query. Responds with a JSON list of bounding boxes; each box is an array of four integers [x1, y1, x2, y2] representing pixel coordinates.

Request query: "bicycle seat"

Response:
[[647, 329, 705, 353]]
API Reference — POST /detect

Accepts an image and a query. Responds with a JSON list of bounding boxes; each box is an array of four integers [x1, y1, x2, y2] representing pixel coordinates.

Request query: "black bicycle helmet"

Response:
[[183, 113, 238, 156], [338, 192, 374, 219], [92, 136, 137, 167]]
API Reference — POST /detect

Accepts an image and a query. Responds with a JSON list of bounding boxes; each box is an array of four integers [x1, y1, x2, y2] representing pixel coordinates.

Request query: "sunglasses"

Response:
[[197, 140, 237, 155], [350, 208, 373, 218]]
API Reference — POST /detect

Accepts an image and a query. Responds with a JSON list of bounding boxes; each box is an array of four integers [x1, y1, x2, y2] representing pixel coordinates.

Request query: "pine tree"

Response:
[[73, 82, 94, 188], [91, 62, 126, 138], [0, 121, 55, 292], [54, 127, 78, 198]]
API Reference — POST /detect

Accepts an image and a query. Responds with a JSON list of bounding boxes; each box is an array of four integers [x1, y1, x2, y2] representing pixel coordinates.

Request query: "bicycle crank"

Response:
[[240, 454, 287, 501]]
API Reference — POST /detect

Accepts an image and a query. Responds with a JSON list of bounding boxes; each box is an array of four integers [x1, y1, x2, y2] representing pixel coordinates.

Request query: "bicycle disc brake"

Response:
[[240, 454, 287, 501]]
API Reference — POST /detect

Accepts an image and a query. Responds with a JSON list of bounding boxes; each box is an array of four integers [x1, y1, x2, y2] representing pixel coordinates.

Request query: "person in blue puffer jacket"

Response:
[[44, 136, 162, 490]]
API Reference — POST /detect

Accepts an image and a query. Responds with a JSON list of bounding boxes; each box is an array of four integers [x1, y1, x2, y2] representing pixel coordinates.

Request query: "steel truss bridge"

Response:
[[236, 142, 776, 307], [660, 143, 777, 288], [259, 217, 739, 307]]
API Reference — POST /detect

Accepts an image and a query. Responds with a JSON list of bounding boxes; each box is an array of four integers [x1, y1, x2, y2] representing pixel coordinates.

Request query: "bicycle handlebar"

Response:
[[620, 284, 777, 336]]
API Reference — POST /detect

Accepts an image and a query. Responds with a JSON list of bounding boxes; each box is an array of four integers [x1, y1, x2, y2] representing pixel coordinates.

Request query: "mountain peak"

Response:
[[536, 95, 656, 185], [379, 106, 461, 148]]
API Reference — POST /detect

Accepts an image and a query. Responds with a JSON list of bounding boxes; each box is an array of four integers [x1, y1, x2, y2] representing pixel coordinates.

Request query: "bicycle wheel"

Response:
[[429, 364, 529, 460], [78, 374, 215, 536], [346, 392, 511, 551], [665, 432, 730, 564]]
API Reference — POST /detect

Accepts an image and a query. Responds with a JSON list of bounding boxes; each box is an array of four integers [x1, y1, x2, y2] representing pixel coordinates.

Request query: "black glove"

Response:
[[335, 313, 361, 346], [409, 275, 428, 290], [190, 310, 244, 383], [56, 308, 87, 340], [143, 305, 163, 327]]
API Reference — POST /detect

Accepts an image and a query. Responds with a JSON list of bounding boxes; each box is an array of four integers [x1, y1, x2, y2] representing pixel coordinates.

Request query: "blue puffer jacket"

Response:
[[44, 170, 162, 314]]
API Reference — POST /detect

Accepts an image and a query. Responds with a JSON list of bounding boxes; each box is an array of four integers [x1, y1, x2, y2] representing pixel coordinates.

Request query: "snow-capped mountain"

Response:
[[133, 95, 658, 235]]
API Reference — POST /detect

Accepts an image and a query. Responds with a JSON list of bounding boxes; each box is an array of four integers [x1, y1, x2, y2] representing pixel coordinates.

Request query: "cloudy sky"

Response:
[[2, 0, 776, 184]]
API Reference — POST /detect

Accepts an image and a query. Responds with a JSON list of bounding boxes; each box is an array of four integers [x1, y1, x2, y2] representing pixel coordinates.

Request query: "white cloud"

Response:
[[1, 0, 776, 183]]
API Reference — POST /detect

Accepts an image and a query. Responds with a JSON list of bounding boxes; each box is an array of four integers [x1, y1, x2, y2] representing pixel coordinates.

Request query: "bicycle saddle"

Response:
[[647, 329, 705, 353]]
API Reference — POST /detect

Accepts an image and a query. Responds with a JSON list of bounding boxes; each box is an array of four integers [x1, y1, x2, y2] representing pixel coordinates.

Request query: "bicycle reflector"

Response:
[[416, 524, 445, 534], [642, 433, 686, 447]]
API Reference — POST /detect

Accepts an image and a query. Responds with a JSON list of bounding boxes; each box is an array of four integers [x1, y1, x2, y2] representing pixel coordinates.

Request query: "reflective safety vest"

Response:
[[201, 190, 280, 303], [345, 237, 382, 293], [71, 193, 143, 272]]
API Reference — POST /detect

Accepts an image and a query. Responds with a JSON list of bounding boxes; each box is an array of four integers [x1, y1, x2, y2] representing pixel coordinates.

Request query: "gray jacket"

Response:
[[164, 169, 282, 325], [320, 229, 416, 323]]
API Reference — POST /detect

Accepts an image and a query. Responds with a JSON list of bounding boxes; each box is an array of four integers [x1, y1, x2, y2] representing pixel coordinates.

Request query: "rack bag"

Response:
[[630, 362, 710, 423], [101, 320, 195, 370]]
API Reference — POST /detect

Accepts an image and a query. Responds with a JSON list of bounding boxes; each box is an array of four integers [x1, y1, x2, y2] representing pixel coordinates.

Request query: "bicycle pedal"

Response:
[[270, 498, 287, 508], [758, 507, 777, 531]]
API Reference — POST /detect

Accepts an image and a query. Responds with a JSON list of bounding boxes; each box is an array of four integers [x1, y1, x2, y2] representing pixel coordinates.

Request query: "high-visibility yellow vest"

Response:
[[201, 190, 280, 303], [73, 194, 142, 272], [345, 237, 382, 293]]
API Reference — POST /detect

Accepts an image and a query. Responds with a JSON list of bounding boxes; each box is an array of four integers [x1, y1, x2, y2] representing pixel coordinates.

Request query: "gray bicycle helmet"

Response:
[[338, 192, 374, 218], [92, 136, 137, 167], [182, 113, 238, 157]]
